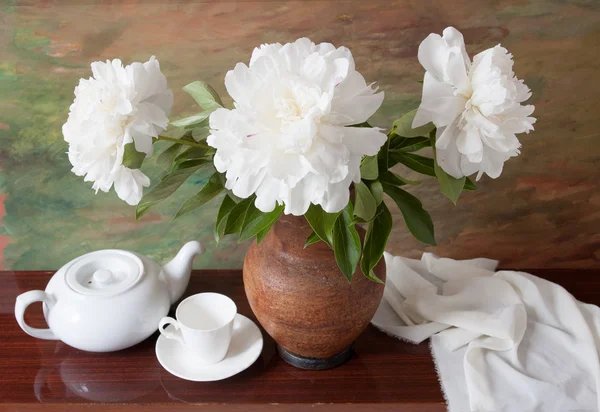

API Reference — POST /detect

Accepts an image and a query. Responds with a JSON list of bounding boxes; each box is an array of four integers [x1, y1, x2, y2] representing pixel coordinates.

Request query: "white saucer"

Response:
[[156, 314, 263, 382]]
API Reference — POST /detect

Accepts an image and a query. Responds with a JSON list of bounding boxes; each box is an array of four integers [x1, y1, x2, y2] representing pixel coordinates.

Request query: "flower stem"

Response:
[[157, 135, 211, 149]]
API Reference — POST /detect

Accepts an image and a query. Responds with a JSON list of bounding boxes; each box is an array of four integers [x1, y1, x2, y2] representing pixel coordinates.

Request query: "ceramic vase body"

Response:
[[243, 214, 385, 369]]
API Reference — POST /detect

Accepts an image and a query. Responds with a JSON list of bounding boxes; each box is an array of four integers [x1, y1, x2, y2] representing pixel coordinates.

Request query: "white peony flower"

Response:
[[63, 57, 173, 205], [413, 27, 536, 180], [207, 38, 386, 216]]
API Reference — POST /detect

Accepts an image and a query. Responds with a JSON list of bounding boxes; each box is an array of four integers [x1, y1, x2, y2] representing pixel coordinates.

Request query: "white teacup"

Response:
[[158, 293, 237, 365]]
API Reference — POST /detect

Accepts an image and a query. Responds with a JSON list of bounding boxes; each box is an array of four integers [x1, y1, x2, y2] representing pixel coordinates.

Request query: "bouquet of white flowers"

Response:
[[63, 27, 535, 283]]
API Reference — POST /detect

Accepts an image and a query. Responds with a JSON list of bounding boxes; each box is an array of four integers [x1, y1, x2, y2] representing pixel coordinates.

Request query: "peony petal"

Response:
[[481, 132, 521, 153], [315, 42, 337, 56], [412, 105, 433, 129], [250, 42, 282, 66], [515, 80, 532, 103], [329, 69, 383, 125], [130, 130, 154, 156], [456, 127, 483, 155], [413, 71, 458, 128], [478, 146, 510, 180], [340, 126, 387, 156], [435, 118, 459, 150], [308, 140, 349, 183], [459, 154, 480, 178], [300, 52, 327, 83], [320, 179, 351, 214], [420, 95, 466, 128], [442, 27, 471, 70], [267, 153, 310, 187], [232, 168, 267, 199], [318, 123, 344, 144], [293, 38, 316, 59], [284, 176, 321, 216], [445, 48, 471, 96], [422, 71, 455, 100], [348, 155, 362, 183], [280, 118, 317, 153], [417, 33, 449, 81], [435, 130, 464, 179], [329, 87, 384, 126], [255, 176, 282, 213], [207, 129, 238, 151], [323, 57, 350, 93], [212, 152, 229, 173], [209, 108, 233, 130], [224, 63, 260, 106], [333, 65, 366, 98], [113, 168, 150, 206]]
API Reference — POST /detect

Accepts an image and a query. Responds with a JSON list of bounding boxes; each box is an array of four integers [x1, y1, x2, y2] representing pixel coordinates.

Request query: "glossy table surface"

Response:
[[1, 269, 598, 411]]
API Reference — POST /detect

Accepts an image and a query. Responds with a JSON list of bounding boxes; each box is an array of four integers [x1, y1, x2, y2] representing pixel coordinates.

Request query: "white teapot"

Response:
[[15, 241, 204, 352]]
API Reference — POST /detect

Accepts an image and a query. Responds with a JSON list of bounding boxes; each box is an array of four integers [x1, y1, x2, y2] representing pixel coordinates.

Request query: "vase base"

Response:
[[277, 344, 353, 370]]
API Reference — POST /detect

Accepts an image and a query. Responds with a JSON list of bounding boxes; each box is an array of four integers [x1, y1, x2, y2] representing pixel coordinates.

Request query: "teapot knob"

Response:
[[93, 269, 113, 284]]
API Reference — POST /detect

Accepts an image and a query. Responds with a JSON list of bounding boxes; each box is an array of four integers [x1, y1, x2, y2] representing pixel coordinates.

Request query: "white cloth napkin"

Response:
[[371, 252, 600, 412]]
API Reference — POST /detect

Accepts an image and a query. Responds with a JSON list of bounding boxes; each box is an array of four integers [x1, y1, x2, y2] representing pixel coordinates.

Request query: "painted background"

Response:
[[0, 0, 599, 271]]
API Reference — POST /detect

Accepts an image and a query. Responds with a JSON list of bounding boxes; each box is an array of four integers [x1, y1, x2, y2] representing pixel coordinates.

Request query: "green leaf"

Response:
[[390, 135, 431, 152], [136, 162, 205, 219], [397, 136, 431, 152], [238, 205, 262, 238], [383, 184, 436, 245], [333, 202, 361, 282], [381, 171, 420, 186], [464, 177, 477, 191], [377, 134, 390, 176], [215, 195, 237, 244], [174, 172, 224, 218], [223, 189, 242, 204], [351, 216, 368, 225], [354, 181, 377, 221], [182, 81, 223, 112], [304, 204, 340, 247], [170, 111, 211, 128], [389, 135, 409, 150], [392, 109, 435, 138], [174, 147, 208, 164], [121, 142, 146, 169], [360, 202, 392, 283], [192, 128, 209, 141], [360, 155, 378, 180], [256, 225, 276, 244], [224, 195, 256, 236], [367, 180, 383, 205], [391, 152, 436, 177], [433, 160, 465, 204], [304, 231, 321, 248], [256, 227, 270, 244], [171, 158, 211, 172], [156, 143, 183, 171], [155, 132, 194, 171], [239, 204, 284, 242]]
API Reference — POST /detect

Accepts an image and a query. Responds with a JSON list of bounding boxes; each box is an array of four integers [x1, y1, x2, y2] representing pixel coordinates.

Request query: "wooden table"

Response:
[[1, 269, 597, 411]]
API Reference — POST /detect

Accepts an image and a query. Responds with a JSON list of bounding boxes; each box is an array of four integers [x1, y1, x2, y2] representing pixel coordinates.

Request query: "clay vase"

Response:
[[243, 214, 386, 370]]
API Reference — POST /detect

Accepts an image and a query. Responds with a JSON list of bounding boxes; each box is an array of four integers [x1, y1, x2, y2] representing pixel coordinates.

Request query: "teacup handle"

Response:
[[15, 290, 58, 340], [159, 317, 184, 345]]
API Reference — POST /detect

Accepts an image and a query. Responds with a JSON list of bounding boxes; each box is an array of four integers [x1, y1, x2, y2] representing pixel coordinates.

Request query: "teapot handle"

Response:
[[15, 290, 58, 340]]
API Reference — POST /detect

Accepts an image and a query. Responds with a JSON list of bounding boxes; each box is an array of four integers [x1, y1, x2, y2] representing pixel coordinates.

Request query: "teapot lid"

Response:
[[64, 250, 144, 297]]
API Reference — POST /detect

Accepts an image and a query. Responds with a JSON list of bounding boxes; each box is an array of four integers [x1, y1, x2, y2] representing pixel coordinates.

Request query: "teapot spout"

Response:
[[162, 241, 204, 304]]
